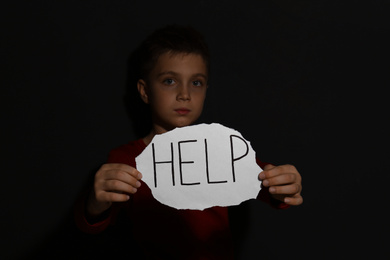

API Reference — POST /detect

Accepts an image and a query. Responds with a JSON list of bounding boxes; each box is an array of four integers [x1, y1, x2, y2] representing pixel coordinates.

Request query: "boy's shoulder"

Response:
[[107, 138, 146, 165]]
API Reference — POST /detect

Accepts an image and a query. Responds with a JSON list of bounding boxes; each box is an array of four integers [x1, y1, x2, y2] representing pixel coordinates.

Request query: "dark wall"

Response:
[[2, 1, 389, 259]]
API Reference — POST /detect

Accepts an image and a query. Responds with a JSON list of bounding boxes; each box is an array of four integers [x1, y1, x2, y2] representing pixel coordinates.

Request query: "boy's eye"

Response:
[[192, 80, 203, 87], [163, 78, 175, 85]]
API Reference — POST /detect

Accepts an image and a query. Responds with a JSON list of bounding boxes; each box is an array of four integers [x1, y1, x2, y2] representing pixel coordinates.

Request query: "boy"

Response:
[[74, 25, 303, 259]]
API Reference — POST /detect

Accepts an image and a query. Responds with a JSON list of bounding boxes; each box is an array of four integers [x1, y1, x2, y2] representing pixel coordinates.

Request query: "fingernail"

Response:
[[138, 173, 143, 179], [263, 180, 269, 186], [269, 187, 276, 193], [259, 172, 265, 180], [136, 181, 141, 188]]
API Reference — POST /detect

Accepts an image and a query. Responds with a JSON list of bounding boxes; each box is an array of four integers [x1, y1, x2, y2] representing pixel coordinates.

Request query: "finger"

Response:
[[96, 190, 131, 203], [102, 179, 139, 195], [104, 169, 142, 188], [259, 164, 274, 180], [263, 172, 297, 187], [261, 164, 298, 180], [284, 195, 303, 206], [269, 183, 301, 195], [263, 164, 275, 171], [101, 163, 143, 180]]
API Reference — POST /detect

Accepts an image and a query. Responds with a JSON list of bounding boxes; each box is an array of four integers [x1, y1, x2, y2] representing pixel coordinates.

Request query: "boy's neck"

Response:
[[143, 123, 174, 145], [142, 131, 155, 146], [143, 127, 166, 146]]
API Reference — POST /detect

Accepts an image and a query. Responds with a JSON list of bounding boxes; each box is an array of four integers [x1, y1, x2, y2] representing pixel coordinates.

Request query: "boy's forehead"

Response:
[[152, 52, 208, 77]]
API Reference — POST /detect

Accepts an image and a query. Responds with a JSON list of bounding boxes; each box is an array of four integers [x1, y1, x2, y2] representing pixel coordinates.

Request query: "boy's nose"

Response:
[[177, 85, 191, 101]]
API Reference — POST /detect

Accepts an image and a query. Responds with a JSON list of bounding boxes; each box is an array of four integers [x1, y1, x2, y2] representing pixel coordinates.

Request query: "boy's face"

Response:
[[138, 52, 208, 134]]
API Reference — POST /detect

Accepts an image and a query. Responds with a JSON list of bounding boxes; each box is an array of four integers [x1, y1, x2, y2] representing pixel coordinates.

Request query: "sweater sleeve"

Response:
[[73, 189, 120, 234], [73, 142, 141, 234]]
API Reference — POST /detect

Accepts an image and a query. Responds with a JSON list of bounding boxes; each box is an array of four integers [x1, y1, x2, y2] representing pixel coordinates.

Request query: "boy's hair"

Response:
[[135, 24, 210, 81]]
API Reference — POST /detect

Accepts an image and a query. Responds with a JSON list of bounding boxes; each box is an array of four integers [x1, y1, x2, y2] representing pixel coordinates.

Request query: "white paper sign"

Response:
[[135, 123, 262, 210]]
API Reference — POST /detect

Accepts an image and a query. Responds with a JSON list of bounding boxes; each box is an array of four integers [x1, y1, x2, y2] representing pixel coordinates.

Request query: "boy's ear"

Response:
[[137, 79, 149, 104]]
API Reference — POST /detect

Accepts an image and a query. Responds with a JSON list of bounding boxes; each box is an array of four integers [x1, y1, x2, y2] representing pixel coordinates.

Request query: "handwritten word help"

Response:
[[136, 123, 262, 210]]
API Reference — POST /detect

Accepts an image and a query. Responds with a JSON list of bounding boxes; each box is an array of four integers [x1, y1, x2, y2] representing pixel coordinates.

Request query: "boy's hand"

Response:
[[259, 164, 303, 206], [87, 163, 143, 217]]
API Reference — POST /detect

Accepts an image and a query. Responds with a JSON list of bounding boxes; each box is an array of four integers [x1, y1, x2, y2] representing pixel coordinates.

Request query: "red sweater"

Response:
[[74, 139, 288, 259]]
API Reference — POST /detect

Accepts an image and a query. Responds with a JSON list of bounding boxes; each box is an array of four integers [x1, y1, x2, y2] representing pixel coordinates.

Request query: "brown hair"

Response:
[[135, 24, 210, 81]]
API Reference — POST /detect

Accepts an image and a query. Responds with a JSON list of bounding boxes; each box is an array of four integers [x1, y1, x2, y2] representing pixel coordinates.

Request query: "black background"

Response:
[[2, 1, 389, 259]]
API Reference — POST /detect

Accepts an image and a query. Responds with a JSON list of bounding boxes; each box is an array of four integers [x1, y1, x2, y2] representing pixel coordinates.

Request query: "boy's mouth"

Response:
[[175, 108, 190, 115]]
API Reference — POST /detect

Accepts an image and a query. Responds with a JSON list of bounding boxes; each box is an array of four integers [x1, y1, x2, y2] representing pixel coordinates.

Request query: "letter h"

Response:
[[152, 143, 175, 188]]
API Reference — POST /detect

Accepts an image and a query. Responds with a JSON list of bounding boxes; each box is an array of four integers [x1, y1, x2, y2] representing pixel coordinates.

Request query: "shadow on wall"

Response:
[[124, 45, 153, 139], [27, 49, 151, 260]]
